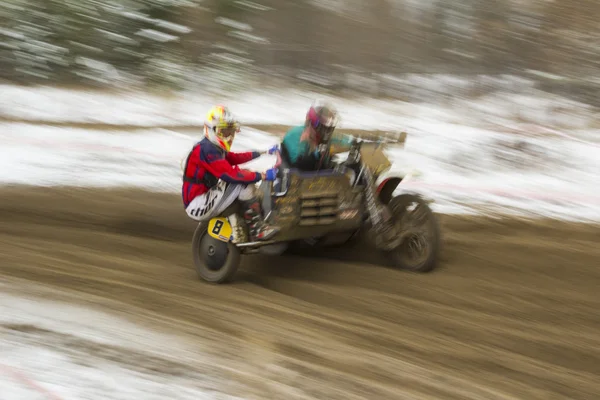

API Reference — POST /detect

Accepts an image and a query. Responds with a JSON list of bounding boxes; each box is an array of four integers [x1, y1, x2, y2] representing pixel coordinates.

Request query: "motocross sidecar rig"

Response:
[[192, 133, 441, 283]]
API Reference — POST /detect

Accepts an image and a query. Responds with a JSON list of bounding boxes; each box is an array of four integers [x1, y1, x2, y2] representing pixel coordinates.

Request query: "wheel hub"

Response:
[[405, 233, 428, 261], [389, 199, 433, 261], [199, 235, 229, 271]]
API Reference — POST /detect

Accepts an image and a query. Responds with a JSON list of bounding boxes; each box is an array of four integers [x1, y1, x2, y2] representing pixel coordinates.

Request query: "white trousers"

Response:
[[185, 181, 255, 222]]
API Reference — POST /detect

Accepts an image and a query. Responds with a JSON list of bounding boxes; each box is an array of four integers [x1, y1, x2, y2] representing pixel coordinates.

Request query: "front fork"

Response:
[[359, 166, 402, 250], [359, 165, 384, 227]]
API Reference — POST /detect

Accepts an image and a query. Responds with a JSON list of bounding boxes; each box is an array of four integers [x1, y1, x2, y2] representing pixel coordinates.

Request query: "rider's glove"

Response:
[[265, 145, 279, 155], [263, 168, 278, 181]]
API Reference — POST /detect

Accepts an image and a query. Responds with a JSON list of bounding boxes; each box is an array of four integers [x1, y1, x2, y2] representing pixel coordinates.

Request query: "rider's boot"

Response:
[[241, 197, 279, 241]]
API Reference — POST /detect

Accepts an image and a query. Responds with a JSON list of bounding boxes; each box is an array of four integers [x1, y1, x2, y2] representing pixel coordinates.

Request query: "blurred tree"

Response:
[[2, 0, 600, 100], [474, 0, 511, 74]]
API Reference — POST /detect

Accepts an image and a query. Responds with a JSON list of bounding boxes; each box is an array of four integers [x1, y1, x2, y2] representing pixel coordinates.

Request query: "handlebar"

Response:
[[348, 131, 407, 147]]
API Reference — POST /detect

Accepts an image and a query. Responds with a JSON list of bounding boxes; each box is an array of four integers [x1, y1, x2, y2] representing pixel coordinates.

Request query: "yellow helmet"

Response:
[[204, 105, 240, 152]]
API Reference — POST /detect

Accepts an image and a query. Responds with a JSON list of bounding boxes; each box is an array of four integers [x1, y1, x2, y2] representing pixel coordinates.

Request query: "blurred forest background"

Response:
[[2, 0, 600, 105]]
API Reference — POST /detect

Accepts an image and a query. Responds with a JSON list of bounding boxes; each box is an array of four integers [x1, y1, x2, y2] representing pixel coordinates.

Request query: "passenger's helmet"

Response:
[[204, 105, 240, 152], [306, 101, 339, 144]]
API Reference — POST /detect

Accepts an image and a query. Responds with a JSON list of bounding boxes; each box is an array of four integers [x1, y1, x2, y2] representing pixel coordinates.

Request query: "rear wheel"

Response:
[[386, 194, 441, 273], [192, 223, 241, 283]]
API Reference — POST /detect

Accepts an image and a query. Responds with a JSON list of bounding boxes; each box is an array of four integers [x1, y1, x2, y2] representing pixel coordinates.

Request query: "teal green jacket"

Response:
[[281, 125, 352, 171]]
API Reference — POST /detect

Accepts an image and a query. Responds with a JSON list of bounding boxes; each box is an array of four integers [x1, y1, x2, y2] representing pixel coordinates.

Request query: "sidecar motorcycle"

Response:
[[191, 133, 441, 283]]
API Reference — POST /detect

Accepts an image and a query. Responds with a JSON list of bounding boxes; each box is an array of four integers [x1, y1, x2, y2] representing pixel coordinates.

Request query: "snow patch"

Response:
[[215, 17, 252, 32], [0, 291, 245, 400], [135, 29, 179, 43]]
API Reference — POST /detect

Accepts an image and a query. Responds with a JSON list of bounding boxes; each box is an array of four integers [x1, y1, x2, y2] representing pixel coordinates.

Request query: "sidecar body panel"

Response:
[[258, 168, 364, 243]]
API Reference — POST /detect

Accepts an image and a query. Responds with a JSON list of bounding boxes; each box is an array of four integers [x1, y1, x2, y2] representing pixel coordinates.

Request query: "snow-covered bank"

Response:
[[2, 85, 598, 133], [2, 84, 599, 221], [1, 122, 598, 221]]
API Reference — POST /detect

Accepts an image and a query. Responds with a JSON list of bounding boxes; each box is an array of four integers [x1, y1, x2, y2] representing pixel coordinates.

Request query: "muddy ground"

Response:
[[1, 186, 599, 399]]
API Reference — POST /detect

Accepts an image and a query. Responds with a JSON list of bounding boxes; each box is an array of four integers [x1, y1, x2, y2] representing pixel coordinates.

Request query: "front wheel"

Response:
[[386, 194, 441, 273], [192, 223, 241, 283]]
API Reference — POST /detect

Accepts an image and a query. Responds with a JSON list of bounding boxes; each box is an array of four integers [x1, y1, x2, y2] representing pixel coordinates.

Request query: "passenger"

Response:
[[181, 105, 279, 241]]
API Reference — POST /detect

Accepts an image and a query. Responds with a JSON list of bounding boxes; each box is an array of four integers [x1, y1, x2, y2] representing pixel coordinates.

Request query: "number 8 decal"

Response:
[[212, 219, 224, 235]]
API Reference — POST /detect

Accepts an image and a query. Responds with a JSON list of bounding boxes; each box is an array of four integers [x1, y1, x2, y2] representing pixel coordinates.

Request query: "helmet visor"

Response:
[[216, 123, 240, 138]]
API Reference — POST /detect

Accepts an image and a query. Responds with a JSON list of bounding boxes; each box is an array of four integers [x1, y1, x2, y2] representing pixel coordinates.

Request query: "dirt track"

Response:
[[1, 186, 599, 399]]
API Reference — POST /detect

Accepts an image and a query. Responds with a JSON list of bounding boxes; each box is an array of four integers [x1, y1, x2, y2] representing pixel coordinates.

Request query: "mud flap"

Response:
[[207, 217, 234, 243]]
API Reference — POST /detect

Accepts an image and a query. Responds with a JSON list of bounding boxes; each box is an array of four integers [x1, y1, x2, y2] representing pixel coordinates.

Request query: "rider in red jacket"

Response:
[[182, 105, 279, 241]]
